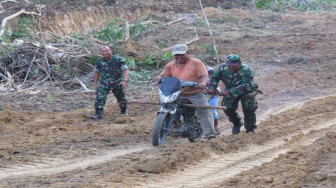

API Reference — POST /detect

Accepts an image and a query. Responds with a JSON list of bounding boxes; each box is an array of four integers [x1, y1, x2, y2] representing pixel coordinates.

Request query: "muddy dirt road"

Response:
[[1, 95, 335, 188], [1, 3, 336, 188]]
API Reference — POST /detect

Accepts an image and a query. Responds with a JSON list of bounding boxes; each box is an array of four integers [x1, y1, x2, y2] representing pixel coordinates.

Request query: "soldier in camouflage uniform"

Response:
[[90, 46, 129, 119], [208, 54, 261, 134]]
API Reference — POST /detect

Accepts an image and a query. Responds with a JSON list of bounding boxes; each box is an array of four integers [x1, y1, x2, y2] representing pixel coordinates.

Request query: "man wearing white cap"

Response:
[[153, 44, 217, 139]]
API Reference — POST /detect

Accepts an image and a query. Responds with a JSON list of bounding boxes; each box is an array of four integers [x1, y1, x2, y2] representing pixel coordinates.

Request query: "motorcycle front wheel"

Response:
[[187, 116, 203, 142], [152, 112, 170, 146]]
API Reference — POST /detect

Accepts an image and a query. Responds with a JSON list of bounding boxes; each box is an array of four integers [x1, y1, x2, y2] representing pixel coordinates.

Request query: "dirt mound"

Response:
[[222, 132, 336, 187]]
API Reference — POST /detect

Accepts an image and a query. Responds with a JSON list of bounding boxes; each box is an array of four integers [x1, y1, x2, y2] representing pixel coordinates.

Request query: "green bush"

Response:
[[200, 41, 216, 57], [9, 17, 36, 40], [254, 0, 336, 11], [161, 52, 173, 63], [129, 70, 153, 81], [93, 18, 124, 44], [87, 55, 100, 65], [256, 0, 272, 9], [125, 57, 137, 69], [130, 23, 148, 36], [144, 54, 157, 66], [0, 36, 14, 56]]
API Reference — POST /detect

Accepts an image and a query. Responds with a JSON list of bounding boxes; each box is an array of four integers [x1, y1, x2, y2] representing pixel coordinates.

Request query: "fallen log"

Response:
[[128, 100, 226, 110]]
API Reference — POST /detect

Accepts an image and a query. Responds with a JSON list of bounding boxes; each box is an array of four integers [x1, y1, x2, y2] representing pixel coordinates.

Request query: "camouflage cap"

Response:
[[224, 54, 241, 66]]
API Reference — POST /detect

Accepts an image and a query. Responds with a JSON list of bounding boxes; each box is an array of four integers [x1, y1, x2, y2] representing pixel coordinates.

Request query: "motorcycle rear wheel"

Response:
[[152, 113, 170, 146]]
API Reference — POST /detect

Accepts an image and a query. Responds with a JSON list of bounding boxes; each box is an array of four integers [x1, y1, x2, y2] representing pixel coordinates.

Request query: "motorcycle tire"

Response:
[[187, 128, 203, 142], [152, 112, 170, 146], [187, 116, 203, 142]]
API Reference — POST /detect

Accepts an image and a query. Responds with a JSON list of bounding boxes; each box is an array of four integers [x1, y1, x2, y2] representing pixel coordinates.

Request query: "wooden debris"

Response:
[[128, 100, 226, 110]]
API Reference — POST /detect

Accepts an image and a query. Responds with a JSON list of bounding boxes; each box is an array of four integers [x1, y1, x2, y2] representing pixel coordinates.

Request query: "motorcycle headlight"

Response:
[[159, 89, 181, 103]]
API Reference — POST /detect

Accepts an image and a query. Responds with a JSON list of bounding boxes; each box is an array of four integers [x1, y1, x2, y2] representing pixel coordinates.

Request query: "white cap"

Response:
[[172, 44, 188, 55]]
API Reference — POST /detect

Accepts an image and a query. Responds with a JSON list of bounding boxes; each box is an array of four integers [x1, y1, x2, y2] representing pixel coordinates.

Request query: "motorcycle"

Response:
[[152, 77, 203, 146]]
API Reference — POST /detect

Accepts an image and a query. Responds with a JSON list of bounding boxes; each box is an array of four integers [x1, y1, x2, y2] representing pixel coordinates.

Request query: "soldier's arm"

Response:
[[208, 66, 221, 91], [119, 58, 129, 82], [93, 59, 101, 90], [122, 69, 129, 82], [118, 56, 129, 88], [94, 72, 100, 90]]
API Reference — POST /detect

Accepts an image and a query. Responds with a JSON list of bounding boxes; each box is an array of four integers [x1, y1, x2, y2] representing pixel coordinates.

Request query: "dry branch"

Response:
[[90, 37, 109, 45], [198, 0, 219, 63], [164, 17, 186, 26], [0, 9, 39, 39], [124, 20, 130, 41], [163, 30, 199, 51], [314, 60, 322, 71], [1, 0, 18, 3], [75, 77, 94, 92], [0, 72, 8, 81], [7, 71, 18, 91], [32, 6, 55, 94], [128, 100, 226, 110], [23, 48, 39, 84], [133, 17, 186, 39]]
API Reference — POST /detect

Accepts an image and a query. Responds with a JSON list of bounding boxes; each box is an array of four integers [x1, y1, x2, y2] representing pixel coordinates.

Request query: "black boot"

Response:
[[120, 106, 128, 115], [224, 109, 242, 135], [245, 125, 257, 133], [232, 121, 243, 135], [90, 108, 102, 119]]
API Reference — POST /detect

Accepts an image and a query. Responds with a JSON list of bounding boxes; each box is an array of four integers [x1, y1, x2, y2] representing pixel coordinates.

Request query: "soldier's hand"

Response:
[[94, 84, 98, 91], [207, 89, 216, 94], [121, 81, 128, 89], [219, 90, 230, 96]]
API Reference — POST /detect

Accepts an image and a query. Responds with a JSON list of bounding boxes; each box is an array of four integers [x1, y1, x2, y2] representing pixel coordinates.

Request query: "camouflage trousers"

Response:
[[221, 94, 258, 131], [94, 80, 127, 112]]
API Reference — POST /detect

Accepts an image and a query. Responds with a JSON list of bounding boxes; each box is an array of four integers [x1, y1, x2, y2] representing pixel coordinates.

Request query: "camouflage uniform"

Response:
[[209, 64, 260, 132], [94, 56, 128, 113]]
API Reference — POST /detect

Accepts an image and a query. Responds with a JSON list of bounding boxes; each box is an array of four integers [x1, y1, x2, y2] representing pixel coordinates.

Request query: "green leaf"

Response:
[[256, 0, 271, 9], [49, 95, 55, 103]]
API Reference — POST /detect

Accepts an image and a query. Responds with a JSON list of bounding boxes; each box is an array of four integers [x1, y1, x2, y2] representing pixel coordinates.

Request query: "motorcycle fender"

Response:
[[158, 107, 176, 115]]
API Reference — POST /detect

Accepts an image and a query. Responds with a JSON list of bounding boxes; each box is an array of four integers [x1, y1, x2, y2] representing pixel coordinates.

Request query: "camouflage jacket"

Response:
[[94, 55, 128, 82], [209, 64, 259, 98]]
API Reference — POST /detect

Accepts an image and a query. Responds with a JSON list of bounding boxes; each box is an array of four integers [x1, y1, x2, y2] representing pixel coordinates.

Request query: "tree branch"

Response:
[[75, 77, 94, 92], [0, 9, 39, 39], [198, 0, 220, 63]]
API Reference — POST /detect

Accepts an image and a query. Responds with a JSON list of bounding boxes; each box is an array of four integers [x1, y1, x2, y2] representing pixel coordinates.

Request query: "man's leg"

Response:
[[184, 93, 214, 135], [222, 95, 242, 134], [241, 95, 258, 132], [91, 80, 111, 119], [112, 82, 128, 114], [209, 96, 220, 134]]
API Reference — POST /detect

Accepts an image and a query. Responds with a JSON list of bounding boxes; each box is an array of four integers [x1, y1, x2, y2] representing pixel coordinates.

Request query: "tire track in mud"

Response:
[[0, 96, 334, 182], [0, 144, 151, 179], [142, 119, 336, 188]]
